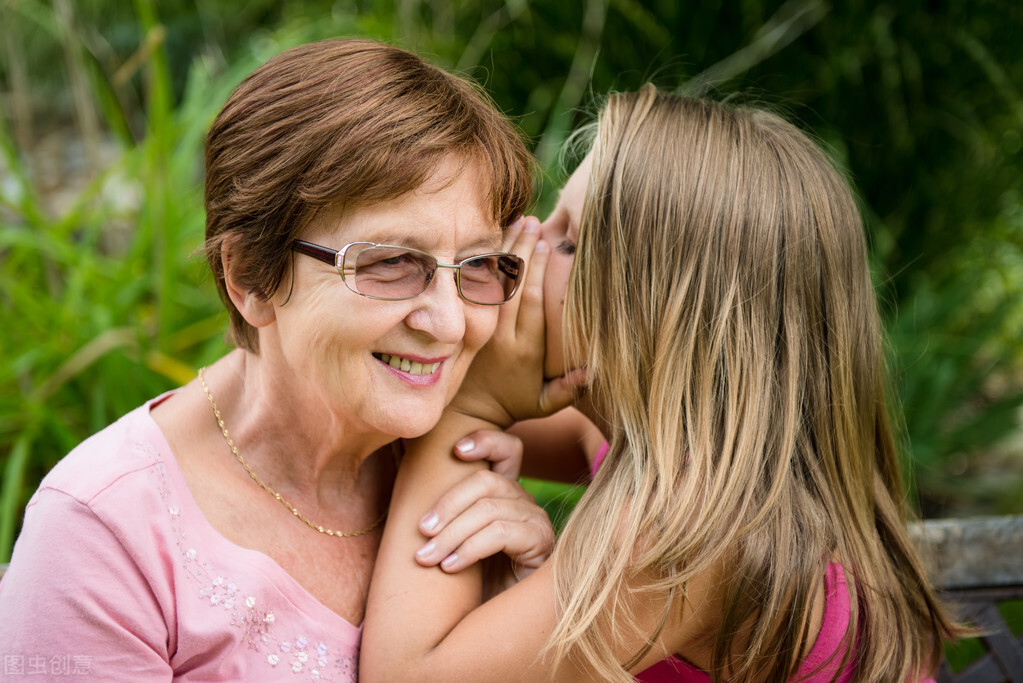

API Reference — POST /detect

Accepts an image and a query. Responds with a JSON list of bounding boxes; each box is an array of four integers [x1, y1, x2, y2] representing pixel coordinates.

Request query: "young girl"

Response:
[[362, 85, 962, 682]]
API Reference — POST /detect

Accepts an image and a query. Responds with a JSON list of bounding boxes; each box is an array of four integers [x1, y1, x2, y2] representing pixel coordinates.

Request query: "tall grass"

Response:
[[1, 14, 198, 560]]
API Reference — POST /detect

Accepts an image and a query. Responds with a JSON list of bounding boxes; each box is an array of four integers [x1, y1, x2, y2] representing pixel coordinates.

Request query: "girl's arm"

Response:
[[508, 407, 605, 482], [441, 408, 604, 485], [360, 411, 681, 682]]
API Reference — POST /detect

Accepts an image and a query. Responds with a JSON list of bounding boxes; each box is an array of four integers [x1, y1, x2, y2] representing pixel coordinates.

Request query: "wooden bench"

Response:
[[1, 516, 1020, 679], [911, 515, 1023, 683]]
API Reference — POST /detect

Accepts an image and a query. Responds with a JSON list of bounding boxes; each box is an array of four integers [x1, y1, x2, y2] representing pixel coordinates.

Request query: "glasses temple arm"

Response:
[[291, 240, 340, 266]]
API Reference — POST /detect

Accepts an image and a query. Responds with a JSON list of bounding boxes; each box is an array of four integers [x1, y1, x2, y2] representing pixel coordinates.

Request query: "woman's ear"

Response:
[[222, 236, 276, 329]]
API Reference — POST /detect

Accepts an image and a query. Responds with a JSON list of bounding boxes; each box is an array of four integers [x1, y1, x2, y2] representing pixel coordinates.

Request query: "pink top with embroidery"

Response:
[[0, 393, 361, 681]]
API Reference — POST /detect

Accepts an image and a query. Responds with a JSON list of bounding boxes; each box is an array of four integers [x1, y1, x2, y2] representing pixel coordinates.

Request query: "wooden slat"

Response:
[[910, 516, 1023, 590], [917, 517, 1023, 683]]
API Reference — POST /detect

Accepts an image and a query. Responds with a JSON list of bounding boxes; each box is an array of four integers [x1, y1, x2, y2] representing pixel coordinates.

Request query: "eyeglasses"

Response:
[[291, 239, 525, 305]]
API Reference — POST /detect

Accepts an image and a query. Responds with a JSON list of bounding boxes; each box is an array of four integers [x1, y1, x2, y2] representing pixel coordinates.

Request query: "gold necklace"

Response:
[[197, 367, 387, 538]]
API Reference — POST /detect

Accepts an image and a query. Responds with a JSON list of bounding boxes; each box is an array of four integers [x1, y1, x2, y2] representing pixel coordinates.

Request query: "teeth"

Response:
[[377, 354, 441, 375]]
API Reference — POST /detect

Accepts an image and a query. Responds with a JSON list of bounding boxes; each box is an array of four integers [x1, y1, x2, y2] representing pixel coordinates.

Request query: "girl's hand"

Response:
[[413, 474, 552, 577], [413, 429, 552, 578], [449, 216, 586, 429]]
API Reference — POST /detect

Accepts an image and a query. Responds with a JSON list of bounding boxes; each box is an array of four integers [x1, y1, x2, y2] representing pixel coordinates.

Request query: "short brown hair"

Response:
[[204, 38, 533, 351]]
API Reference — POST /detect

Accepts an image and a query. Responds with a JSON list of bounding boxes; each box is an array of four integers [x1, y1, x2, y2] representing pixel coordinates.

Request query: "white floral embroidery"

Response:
[[140, 440, 359, 680]]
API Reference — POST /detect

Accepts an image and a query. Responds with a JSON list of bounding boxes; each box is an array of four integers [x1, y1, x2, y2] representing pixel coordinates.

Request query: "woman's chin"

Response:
[[379, 407, 446, 441]]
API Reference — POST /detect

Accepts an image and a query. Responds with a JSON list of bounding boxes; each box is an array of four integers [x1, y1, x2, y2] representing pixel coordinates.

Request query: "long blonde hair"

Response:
[[551, 85, 961, 682]]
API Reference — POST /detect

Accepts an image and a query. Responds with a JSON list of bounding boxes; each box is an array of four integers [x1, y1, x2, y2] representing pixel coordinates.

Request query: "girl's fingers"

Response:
[[418, 469, 525, 537], [505, 217, 542, 315], [537, 367, 589, 416], [452, 429, 524, 480], [506, 215, 541, 255], [414, 498, 554, 573], [492, 217, 541, 340], [516, 237, 548, 341], [501, 215, 527, 252]]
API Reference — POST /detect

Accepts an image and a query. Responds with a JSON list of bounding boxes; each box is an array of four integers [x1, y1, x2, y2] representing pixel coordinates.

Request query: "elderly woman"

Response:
[[0, 39, 552, 680]]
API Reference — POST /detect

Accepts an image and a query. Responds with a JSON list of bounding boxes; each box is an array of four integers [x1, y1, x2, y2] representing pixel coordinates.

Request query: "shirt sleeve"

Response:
[[0, 487, 174, 680]]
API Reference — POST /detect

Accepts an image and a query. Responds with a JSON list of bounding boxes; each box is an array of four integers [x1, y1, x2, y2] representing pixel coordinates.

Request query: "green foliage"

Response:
[[520, 478, 586, 533], [0, 0, 1021, 560]]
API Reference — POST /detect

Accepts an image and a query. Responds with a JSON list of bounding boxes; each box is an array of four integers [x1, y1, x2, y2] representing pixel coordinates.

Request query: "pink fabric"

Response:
[[0, 393, 361, 681]]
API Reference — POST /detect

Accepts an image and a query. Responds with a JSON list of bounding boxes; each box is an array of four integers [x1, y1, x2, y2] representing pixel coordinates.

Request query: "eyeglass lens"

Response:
[[349, 246, 521, 304]]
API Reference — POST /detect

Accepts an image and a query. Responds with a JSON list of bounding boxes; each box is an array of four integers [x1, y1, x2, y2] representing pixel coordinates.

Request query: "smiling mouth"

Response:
[[373, 353, 442, 376]]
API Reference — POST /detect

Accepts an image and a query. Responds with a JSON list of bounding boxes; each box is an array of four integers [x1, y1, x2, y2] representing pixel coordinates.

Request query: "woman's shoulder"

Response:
[[34, 391, 177, 506]]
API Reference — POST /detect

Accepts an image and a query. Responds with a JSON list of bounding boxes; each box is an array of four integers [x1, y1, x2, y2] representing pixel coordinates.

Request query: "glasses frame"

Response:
[[291, 239, 524, 305]]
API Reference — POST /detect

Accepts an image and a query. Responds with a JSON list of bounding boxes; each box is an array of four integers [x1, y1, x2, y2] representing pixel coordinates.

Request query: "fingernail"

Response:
[[441, 553, 458, 569], [455, 438, 475, 453], [416, 541, 436, 559], [421, 512, 439, 532], [523, 217, 540, 233], [534, 239, 549, 253]]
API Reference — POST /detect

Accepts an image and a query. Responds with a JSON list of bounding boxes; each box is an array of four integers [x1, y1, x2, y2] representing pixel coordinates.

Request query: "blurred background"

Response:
[[0, 0, 1021, 565]]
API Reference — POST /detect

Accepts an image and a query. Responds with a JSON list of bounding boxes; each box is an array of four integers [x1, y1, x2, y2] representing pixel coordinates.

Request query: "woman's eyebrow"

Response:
[[368, 230, 502, 254], [462, 234, 503, 253]]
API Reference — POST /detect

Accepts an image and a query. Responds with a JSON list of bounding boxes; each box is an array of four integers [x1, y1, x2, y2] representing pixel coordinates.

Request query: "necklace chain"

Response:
[[197, 367, 387, 538]]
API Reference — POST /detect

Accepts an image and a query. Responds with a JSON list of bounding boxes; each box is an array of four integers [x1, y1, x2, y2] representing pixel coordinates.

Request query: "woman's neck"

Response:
[[208, 349, 396, 507]]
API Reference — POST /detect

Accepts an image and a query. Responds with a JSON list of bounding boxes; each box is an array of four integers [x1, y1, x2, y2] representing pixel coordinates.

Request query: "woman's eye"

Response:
[[557, 240, 577, 255]]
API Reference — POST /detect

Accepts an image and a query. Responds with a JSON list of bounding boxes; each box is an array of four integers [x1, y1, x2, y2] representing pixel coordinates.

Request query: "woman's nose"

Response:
[[405, 268, 466, 343]]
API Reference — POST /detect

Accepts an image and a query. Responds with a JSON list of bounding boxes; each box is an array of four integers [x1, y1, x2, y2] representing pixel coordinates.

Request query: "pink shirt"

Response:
[[0, 393, 360, 681]]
